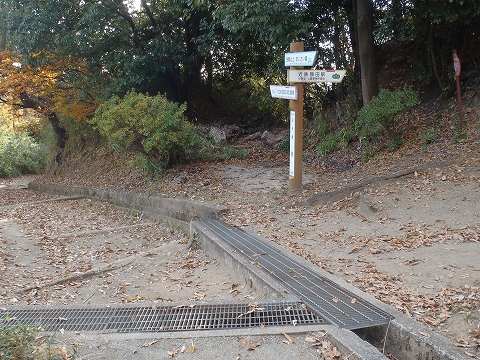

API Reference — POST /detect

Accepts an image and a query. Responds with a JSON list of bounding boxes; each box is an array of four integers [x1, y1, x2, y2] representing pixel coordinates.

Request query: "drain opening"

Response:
[[1, 302, 327, 333]]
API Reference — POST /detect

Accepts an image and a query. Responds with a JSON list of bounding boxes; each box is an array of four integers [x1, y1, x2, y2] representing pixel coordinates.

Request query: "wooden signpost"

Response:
[[271, 42, 346, 191]]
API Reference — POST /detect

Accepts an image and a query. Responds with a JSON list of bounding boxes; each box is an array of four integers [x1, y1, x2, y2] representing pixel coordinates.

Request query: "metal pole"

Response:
[[288, 42, 304, 192]]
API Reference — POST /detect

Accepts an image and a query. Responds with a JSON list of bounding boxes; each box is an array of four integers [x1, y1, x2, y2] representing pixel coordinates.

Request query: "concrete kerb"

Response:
[[190, 220, 292, 301], [26, 182, 468, 360], [27, 182, 228, 232], [190, 221, 468, 360], [52, 324, 389, 360]]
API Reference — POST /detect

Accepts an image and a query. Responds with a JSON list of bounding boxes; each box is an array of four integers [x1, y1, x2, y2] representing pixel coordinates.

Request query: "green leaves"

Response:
[[91, 91, 200, 169], [0, 128, 48, 178], [355, 87, 419, 140]]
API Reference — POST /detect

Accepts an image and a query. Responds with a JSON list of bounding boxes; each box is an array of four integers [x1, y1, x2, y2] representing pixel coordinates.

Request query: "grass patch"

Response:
[[0, 318, 78, 359]]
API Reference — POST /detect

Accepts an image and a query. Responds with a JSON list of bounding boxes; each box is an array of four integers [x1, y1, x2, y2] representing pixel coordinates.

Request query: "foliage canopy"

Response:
[[0, 0, 478, 171]]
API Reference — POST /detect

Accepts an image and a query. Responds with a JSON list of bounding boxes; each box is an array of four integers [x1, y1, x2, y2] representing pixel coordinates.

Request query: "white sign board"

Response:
[[284, 51, 318, 67], [287, 69, 346, 83], [270, 85, 298, 100], [289, 111, 295, 177]]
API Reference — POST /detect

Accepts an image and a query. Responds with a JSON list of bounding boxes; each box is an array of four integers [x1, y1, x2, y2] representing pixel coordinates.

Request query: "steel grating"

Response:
[[0, 302, 326, 333], [199, 219, 393, 330]]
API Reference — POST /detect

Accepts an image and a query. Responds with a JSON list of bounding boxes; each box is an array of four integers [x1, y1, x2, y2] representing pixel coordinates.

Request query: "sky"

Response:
[[132, 0, 142, 11]]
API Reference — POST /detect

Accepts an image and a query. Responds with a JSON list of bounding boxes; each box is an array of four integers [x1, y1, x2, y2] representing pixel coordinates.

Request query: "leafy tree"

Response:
[[375, 0, 480, 89], [0, 50, 99, 157], [3, 0, 308, 121]]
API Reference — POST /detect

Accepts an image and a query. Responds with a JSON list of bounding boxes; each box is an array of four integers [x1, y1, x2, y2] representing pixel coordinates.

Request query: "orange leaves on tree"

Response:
[[0, 50, 99, 122]]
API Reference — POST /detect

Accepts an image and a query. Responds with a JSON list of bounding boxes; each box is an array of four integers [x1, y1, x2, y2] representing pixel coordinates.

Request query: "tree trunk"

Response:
[[0, 28, 6, 51], [0, 19, 6, 51], [428, 22, 444, 90], [47, 112, 67, 152], [19, 92, 67, 161], [357, 0, 378, 105]]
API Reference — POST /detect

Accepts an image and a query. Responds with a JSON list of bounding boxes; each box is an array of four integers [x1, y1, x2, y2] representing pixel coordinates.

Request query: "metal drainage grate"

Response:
[[199, 219, 393, 330], [0, 302, 326, 333]]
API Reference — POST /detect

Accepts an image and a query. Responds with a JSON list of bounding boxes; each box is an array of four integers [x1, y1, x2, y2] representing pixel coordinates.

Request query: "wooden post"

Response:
[[453, 50, 464, 129], [288, 42, 304, 192]]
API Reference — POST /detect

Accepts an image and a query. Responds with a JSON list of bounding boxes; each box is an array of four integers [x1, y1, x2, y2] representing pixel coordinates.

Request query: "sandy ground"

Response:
[[1, 135, 479, 358], [153, 139, 480, 358], [0, 184, 258, 307]]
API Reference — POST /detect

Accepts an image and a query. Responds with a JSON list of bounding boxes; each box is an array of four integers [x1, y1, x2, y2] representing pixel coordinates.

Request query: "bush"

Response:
[[0, 320, 37, 359], [92, 91, 203, 169], [0, 129, 48, 178], [354, 87, 419, 140], [316, 127, 356, 155], [419, 125, 438, 145], [91, 91, 247, 173], [0, 318, 78, 359]]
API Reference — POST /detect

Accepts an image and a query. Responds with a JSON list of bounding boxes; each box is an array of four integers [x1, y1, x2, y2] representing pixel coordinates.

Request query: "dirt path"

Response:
[[153, 139, 480, 357], [2, 135, 479, 357], [0, 184, 258, 306]]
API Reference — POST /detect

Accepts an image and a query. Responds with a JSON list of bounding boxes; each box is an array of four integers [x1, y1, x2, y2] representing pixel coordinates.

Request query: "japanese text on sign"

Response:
[[270, 85, 298, 100], [287, 69, 346, 83], [284, 51, 317, 67], [299, 71, 325, 81]]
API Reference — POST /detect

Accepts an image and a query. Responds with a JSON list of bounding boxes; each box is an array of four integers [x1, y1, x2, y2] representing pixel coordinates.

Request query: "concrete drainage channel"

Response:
[[9, 182, 467, 360]]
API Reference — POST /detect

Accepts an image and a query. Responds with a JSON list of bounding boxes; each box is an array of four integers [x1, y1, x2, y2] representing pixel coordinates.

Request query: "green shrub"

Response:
[[92, 91, 203, 169], [91, 91, 247, 173], [0, 318, 78, 359], [0, 129, 48, 178], [419, 125, 438, 145], [355, 87, 419, 140], [0, 320, 37, 359], [317, 133, 339, 154], [361, 147, 376, 162], [316, 127, 355, 155]]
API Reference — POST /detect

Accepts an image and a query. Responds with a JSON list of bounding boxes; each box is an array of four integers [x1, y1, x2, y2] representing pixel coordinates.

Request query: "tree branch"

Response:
[[141, 0, 157, 28]]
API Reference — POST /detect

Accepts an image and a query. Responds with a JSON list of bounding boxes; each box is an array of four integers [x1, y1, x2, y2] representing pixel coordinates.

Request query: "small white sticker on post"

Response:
[[289, 111, 295, 177]]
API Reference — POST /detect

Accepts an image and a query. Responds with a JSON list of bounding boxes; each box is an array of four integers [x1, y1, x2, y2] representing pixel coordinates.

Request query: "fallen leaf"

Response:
[[455, 339, 469, 347], [349, 247, 362, 254], [143, 340, 159, 347], [229, 289, 242, 297], [168, 348, 177, 358], [282, 332, 294, 344], [247, 342, 262, 350], [304, 336, 318, 343], [329, 346, 342, 358]]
